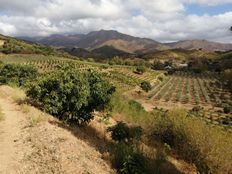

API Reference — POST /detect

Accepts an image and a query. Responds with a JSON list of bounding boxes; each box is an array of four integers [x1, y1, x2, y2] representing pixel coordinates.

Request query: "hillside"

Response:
[[167, 40, 232, 52], [60, 45, 133, 59], [20, 30, 232, 54], [0, 34, 59, 55], [141, 48, 220, 61]]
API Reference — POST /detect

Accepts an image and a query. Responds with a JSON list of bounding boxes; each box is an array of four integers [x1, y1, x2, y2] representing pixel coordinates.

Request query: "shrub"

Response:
[[108, 121, 143, 142], [0, 63, 38, 86], [121, 152, 148, 174], [128, 100, 145, 112], [140, 81, 152, 92], [27, 68, 115, 125], [223, 106, 231, 114], [135, 65, 146, 74], [108, 122, 130, 142], [113, 142, 148, 174]]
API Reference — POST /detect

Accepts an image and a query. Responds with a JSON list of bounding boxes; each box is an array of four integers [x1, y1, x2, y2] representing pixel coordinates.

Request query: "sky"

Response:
[[0, 0, 232, 43]]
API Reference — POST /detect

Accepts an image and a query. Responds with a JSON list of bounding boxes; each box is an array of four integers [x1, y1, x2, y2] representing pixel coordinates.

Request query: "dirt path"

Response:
[[0, 98, 27, 173], [0, 87, 116, 174]]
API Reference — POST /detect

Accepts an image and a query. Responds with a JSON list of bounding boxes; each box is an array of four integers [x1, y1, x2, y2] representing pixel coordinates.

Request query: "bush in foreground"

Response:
[[108, 121, 143, 143], [113, 142, 148, 174], [27, 68, 115, 125]]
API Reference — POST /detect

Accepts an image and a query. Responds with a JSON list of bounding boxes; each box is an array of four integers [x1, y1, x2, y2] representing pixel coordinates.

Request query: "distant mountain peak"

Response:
[[19, 29, 232, 53]]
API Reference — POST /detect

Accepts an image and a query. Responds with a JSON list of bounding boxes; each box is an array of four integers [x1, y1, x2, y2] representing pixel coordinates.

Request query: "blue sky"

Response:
[[186, 3, 232, 15], [0, 0, 231, 43]]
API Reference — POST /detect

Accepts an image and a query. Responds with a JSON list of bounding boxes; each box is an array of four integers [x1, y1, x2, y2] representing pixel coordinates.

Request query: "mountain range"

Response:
[[21, 30, 232, 54]]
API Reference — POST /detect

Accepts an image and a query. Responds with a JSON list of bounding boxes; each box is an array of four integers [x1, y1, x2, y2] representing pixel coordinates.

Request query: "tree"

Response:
[[0, 63, 38, 86], [140, 81, 152, 92], [230, 26, 232, 31], [27, 68, 115, 125]]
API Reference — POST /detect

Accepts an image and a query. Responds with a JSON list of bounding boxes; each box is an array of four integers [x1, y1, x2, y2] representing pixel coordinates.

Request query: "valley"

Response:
[[0, 32, 231, 174]]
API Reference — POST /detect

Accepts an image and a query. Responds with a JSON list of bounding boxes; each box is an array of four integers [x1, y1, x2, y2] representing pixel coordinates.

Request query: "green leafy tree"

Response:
[[27, 68, 115, 125], [140, 81, 152, 92]]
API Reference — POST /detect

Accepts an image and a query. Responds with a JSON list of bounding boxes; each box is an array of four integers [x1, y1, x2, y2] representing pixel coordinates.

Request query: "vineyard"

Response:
[[146, 71, 232, 131]]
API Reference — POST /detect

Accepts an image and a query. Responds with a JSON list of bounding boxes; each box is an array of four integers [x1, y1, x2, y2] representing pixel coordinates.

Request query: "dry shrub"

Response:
[[150, 108, 232, 174]]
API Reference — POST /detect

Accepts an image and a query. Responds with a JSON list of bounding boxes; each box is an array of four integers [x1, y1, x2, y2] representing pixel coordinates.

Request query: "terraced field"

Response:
[[146, 71, 232, 131]]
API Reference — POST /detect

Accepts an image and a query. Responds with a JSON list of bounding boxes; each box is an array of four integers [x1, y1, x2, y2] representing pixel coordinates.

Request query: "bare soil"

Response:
[[0, 86, 116, 174]]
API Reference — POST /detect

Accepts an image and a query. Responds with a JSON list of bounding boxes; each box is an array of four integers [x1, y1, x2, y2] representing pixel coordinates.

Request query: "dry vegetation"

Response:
[[0, 106, 4, 121]]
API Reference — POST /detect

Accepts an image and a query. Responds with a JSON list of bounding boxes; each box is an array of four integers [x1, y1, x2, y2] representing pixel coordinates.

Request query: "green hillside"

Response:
[[0, 34, 59, 56]]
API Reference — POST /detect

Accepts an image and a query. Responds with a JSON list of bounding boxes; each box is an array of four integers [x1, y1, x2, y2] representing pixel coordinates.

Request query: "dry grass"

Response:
[[11, 88, 26, 104], [111, 94, 232, 174], [20, 104, 31, 113], [147, 108, 232, 174], [28, 113, 48, 127], [0, 106, 4, 121], [0, 85, 26, 103], [20, 104, 49, 127]]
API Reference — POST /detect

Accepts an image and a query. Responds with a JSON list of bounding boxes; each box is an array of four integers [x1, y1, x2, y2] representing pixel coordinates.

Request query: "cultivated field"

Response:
[[143, 71, 232, 131], [1, 54, 231, 131]]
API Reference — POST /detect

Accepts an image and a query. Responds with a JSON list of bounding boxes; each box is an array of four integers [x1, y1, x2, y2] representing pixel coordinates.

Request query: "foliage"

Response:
[[113, 142, 148, 174], [140, 81, 152, 92], [0, 38, 56, 55], [110, 92, 150, 123], [121, 152, 148, 174], [26, 67, 115, 125], [223, 106, 231, 114], [128, 100, 145, 112], [0, 63, 38, 86], [135, 65, 146, 74], [108, 121, 143, 142], [108, 122, 130, 142], [152, 60, 164, 70]]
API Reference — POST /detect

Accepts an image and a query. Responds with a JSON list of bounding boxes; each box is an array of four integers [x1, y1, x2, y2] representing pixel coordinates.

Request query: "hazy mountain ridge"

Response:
[[20, 30, 232, 53], [166, 40, 232, 52]]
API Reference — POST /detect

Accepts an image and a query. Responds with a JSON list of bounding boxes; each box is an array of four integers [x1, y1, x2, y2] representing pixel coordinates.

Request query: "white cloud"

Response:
[[0, 22, 16, 35], [0, 0, 231, 43], [185, 0, 232, 6]]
